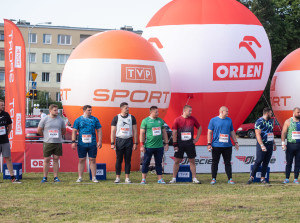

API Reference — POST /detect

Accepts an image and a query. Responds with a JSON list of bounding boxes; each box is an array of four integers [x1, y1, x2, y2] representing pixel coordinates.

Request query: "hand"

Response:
[[174, 146, 179, 152], [234, 144, 239, 151], [71, 143, 76, 150], [207, 145, 212, 152], [97, 142, 102, 149], [261, 145, 267, 152], [282, 145, 287, 151], [111, 144, 115, 150], [164, 144, 169, 151], [273, 144, 277, 151], [193, 138, 199, 144], [140, 145, 145, 153], [133, 144, 137, 151]]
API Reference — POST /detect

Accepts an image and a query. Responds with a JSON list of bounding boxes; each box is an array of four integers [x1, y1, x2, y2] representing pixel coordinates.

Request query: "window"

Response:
[[56, 92, 61, 101], [0, 32, 4, 41], [43, 34, 52, 44], [0, 50, 4, 61], [29, 52, 36, 63], [80, 34, 91, 42], [42, 53, 51, 63], [0, 71, 4, 81], [57, 54, 69, 64], [42, 72, 50, 82], [58, 34, 71, 45], [45, 92, 49, 100], [56, 73, 61, 82], [29, 33, 37, 43]]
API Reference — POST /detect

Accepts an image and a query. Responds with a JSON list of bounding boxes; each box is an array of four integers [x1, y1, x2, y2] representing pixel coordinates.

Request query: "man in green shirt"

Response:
[[140, 106, 169, 184]]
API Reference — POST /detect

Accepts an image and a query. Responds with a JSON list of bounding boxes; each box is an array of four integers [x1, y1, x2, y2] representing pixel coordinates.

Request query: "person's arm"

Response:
[[140, 128, 146, 153], [132, 124, 138, 151], [61, 128, 66, 136], [172, 129, 178, 151], [37, 127, 44, 136], [281, 119, 289, 151], [7, 124, 12, 136], [71, 128, 78, 150], [97, 128, 102, 149], [111, 126, 117, 149], [207, 129, 213, 152], [255, 129, 266, 151], [230, 130, 239, 151], [162, 128, 169, 151], [193, 126, 202, 144]]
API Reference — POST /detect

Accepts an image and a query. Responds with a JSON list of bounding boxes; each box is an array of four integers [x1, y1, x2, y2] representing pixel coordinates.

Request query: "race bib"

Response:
[[48, 129, 59, 138], [181, 132, 192, 141], [0, 126, 6, 135], [292, 131, 300, 140], [120, 127, 130, 136], [82, 134, 92, 143], [219, 134, 229, 143], [152, 127, 161, 136], [267, 133, 274, 141]]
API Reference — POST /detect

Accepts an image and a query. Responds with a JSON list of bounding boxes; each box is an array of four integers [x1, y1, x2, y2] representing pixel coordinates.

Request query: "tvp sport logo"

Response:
[[121, 64, 156, 84]]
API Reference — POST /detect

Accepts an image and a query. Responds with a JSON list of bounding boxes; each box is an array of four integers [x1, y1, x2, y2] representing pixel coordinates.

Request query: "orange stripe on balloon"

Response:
[[276, 48, 300, 72]]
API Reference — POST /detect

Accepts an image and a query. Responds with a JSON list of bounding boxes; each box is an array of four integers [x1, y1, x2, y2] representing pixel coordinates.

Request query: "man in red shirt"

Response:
[[170, 105, 202, 184]]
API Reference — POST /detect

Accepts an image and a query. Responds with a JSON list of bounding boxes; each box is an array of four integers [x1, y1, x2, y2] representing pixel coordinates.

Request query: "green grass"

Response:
[[0, 172, 299, 222]]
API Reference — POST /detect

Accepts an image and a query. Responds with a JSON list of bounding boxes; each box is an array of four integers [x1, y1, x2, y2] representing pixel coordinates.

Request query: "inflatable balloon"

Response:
[[60, 30, 171, 170], [142, 0, 272, 144], [270, 48, 300, 127]]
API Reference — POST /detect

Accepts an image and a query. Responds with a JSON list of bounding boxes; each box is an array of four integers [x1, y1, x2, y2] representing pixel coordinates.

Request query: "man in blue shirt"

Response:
[[247, 107, 276, 184], [72, 105, 102, 183], [207, 106, 239, 185]]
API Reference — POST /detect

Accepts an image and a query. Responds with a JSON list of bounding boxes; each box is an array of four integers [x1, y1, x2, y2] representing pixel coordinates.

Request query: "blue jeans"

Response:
[[250, 142, 273, 178], [142, 147, 164, 175]]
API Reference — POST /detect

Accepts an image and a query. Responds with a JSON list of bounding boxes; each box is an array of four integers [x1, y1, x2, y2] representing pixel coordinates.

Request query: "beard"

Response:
[[295, 115, 300, 120], [266, 116, 271, 120]]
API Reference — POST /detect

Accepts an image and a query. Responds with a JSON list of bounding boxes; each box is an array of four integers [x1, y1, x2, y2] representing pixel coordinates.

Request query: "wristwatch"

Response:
[[72, 141, 76, 143]]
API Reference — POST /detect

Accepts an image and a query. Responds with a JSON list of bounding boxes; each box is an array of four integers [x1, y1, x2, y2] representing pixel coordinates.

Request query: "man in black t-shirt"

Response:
[[0, 99, 20, 183], [111, 102, 138, 183]]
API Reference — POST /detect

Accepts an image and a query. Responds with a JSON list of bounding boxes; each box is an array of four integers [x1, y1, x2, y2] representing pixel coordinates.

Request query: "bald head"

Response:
[[219, 106, 229, 118], [293, 107, 300, 119]]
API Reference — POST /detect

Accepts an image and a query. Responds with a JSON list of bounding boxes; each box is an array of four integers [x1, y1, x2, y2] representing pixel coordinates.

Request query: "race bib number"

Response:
[[82, 134, 92, 143], [219, 134, 229, 143], [292, 131, 300, 140], [0, 126, 6, 135], [267, 133, 274, 141], [49, 129, 59, 138], [120, 127, 130, 136], [181, 132, 192, 141], [152, 127, 161, 136]]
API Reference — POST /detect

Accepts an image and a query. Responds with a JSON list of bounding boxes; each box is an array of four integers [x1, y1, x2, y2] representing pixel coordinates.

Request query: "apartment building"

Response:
[[0, 22, 142, 101]]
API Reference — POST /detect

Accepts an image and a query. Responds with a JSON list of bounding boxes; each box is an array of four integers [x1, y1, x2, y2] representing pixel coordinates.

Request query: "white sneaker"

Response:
[[125, 178, 131, 184], [92, 178, 99, 183], [169, 178, 176, 184], [76, 177, 83, 183], [114, 178, 120, 183], [193, 178, 201, 184]]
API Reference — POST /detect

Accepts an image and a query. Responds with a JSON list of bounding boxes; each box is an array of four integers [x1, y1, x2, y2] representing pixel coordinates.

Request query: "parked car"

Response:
[[25, 116, 42, 140], [236, 117, 281, 139]]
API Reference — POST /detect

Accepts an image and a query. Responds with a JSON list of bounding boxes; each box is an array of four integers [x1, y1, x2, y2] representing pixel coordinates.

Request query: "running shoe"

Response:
[[140, 179, 146, 184], [282, 179, 289, 184], [41, 177, 47, 183], [210, 178, 216, 185], [157, 179, 166, 184], [169, 178, 176, 184], [114, 178, 120, 183], [293, 179, 299, 184], [11, 178, 22, 184], [76, 177, 83, 183], [260, 179, 268, 184], [54, 177, 61, 182], [228, 178, 235, 184], [193, 178, 201, 184], [125, 178, 131, 184], [92, 178, 99, 183], [247, 177, 253, 185]]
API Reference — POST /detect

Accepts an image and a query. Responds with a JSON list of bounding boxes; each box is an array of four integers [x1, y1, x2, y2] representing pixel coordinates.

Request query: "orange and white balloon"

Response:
[[270, 48, 300, 127]]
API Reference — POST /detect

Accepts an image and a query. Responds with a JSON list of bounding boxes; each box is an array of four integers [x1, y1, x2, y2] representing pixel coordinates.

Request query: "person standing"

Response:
[[169, 105, 202, 184], [281, 107, 300, 184], [72, 105, 102, 183], [140, 106, 169, 184], [247, 107, 277, 184], [37, 104, 66, 183], [111, 102, 138, 183], [0, 99, 20, 183], [207, 106, 239, 185], [40, 110, 47, 119]]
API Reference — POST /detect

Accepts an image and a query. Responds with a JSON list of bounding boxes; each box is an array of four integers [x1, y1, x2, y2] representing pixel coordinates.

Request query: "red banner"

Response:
[[4, 19, 26, 152]]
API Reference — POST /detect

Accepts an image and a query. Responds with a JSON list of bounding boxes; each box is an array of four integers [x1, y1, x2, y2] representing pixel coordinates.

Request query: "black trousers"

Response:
[[115, 138, 133, 175], [286, 143, 300, 179], [211, 147, 232, 180], [250, 143, 273, 178]]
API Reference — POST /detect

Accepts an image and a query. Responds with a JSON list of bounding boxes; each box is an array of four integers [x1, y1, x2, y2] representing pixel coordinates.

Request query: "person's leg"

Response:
[[88, 145, 98, 180], [2, 143, 14, 178], [77, 145, 87, 179], [250, 143, 265, 178], [124, 143, 133, 179], [293, 145, 300, 179], [115, 147, 124, 178], [285, 143, 295, 179], [221, 147, 232, 180], [4, 156, 14, 178], [53, 155, 60, 178], [43, 143, 53, 178], [172, 146, 185, 178], [187, 145, 197, 179], [211, 147, 222, 179], [153, 147, 164, 180], [261, 144, 273, 180], [142, 148, 154, 180]]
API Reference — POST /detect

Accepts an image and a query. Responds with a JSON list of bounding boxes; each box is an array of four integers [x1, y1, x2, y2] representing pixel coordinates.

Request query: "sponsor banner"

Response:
[[4, 19, 26, 152], [164, 146, 286, 173]]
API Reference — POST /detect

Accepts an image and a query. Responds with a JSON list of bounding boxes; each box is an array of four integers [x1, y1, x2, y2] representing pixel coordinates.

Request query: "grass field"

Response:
[[0, 172, 299, 223]]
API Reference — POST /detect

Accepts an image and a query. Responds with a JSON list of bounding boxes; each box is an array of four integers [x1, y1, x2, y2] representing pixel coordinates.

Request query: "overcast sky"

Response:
[[1, 0, 172, 30]]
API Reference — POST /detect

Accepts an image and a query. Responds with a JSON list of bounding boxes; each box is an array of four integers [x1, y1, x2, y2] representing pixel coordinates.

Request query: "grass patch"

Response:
[[0, 172, 299, 222]]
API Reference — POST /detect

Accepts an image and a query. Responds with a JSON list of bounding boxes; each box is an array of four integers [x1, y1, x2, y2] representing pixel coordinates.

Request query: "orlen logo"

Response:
[[213, 36, 263, 81], [236, 156, 276, 164], [31, 159, 60, 168], [121, 64, 156, 84]]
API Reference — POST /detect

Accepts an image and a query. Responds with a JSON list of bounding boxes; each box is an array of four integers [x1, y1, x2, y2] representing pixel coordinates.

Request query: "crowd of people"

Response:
[[1, 99, 299, 185]]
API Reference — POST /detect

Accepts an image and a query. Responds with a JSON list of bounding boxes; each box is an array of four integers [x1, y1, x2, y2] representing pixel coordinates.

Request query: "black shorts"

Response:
[[174, 144, 196, 159]]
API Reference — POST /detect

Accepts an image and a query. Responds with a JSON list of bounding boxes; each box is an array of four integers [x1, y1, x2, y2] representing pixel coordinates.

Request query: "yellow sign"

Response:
[[26, 92, 31, 98], [31, 72, 38, 81]]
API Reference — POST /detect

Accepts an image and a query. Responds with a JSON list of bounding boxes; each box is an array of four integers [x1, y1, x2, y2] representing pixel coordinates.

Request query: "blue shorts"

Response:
[[77, 145, 97, 158]]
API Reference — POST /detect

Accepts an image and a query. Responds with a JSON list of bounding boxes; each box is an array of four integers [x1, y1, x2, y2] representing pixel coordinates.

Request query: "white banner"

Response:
[[164, 146, 287, 173]]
